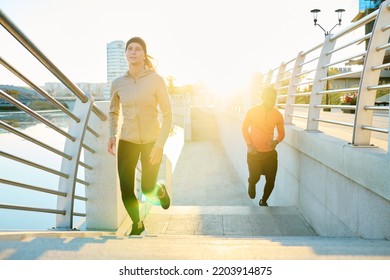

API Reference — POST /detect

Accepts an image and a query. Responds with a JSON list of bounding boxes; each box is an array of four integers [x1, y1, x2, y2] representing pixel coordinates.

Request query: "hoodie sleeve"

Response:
[[109, 80, 120, 138], [155, 76, 172, 148]]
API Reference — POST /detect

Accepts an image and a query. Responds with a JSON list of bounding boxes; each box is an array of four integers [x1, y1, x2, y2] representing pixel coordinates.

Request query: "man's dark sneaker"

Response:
[[158, 183, 171, 210], [129, 221, 145, 235], [248, 184, 256, 199], [259, 199, 268, 207]]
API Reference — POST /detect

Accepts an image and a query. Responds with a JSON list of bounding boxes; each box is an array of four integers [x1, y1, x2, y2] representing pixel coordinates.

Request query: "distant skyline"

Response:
[[1, 0, 358, 94]]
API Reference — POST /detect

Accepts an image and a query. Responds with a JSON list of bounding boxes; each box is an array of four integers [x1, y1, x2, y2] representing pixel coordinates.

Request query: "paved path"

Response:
[[170, 141, 251, 206], [1, 141, 390, 260], [143, 141, 315, 237], [144, 206, 316, 236], [1, 232, 390, 260]]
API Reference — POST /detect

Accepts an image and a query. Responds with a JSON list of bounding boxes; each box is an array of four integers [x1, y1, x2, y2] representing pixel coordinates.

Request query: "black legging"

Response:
[[247, 150, 278, 203], [117, 140, 161, 224]]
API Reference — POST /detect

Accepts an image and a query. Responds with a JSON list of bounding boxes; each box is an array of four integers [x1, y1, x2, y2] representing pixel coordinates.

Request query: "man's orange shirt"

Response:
[[242, 105, 285, 152]]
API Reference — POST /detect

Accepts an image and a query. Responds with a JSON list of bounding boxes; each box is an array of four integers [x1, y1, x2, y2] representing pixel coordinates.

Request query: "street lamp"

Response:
[[310, 8, 345, 110], [310, 8, 345, 36]]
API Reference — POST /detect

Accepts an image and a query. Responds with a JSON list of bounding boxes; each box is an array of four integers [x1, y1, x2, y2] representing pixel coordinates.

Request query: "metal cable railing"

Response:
[[0, 10, 106, 121], [0, 9, 107, 230], [261, 0, 389, 152]]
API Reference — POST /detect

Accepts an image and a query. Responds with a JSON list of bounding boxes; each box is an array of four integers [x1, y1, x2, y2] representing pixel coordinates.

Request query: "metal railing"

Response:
[[0, 9, 107, 230], [262, 0, 389, 153]]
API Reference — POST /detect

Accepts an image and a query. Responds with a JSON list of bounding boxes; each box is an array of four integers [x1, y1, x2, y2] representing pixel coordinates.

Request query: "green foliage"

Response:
[[28, 100, 58, 110]]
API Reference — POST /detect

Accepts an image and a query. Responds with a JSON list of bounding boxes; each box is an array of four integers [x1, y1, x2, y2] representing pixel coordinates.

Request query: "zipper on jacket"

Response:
[[132, 80, 143, 143]]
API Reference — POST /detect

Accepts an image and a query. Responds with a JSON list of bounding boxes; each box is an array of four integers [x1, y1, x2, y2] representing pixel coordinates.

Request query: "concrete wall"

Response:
[[217, 110, 390, 239]]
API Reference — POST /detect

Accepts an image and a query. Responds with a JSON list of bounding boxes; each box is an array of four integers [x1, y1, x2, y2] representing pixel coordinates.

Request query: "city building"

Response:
[[44, 82, 106, 100], [104, 40, 127, 99]]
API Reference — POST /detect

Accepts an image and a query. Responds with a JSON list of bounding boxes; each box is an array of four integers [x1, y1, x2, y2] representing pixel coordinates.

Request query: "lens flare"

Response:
[[141, 183, 163, 206]]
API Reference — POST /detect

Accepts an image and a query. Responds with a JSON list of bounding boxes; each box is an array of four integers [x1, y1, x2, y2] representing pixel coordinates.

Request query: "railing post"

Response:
[[274, 63, 286, 109], [56, 94, 93, 230], [307, 36, 336, 131], [352, 1, 390, 147], [264, 69, 273, 86], [275, 62, 286, 90], [285, 52, 305, 124]]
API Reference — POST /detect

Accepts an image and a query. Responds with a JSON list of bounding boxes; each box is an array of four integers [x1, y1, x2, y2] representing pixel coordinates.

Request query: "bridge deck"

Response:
[[1, 141, 390, 260]]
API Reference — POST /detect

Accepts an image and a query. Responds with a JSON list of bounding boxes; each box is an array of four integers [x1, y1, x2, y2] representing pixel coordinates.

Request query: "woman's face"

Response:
[[126, 42, 145, 66]]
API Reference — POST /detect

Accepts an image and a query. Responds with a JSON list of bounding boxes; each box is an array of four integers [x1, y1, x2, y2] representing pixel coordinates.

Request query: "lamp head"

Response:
[[310, 9, 321, 24], [335, 9, 345, 24]]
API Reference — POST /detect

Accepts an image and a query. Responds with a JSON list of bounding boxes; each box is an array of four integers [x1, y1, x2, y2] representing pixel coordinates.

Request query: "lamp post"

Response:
[[310, 8, 345, 37], [310, 8, 345, 110]]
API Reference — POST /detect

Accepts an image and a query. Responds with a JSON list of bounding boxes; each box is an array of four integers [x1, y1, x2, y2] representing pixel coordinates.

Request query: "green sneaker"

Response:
[[129, 221, 145, 235], [158, 183, 171, 210]]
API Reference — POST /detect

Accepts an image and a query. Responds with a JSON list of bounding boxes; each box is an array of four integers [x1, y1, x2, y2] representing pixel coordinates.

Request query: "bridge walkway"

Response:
[[1, 141, 390, 260]]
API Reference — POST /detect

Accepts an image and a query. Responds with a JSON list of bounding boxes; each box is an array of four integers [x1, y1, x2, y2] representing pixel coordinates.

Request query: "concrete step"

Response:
[[1, 230, 390, 260], [141, 206, 316, 237], [1, 205, 389, 260]]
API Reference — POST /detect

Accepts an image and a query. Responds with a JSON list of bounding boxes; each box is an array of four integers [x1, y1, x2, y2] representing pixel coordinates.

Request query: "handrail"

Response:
[[362, 125, 389, 133], [0, 9, 107, 121], [322, 51, 367, 68], [330, 9, 378, 41], [0, 10, 88, 103], [320, 70, 362, 81], [298, 56, 319, 67], [313, 118, 354, 128], [316, 87, 360, 95], [372, 62, 390, 70], [0, 204, 66, 215], [0, 120, 72, 160], [365, 105, 389, 111], [0, 90, 76, 141], [0, 9, 108, 230], [376, 42, 390, 51], [0, 151, 69, 178], [327, 34, 371, 55], [260, 0, 389, 152], [0, 178, 67, 197], [0, 57, 80, 123], [293, 80, 313, 87], [301, 42, 323, 56], [367, 84, 390, 90]]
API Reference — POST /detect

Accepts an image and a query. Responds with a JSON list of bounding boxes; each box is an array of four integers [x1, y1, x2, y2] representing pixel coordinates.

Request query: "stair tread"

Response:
[[148, 205, 302, 215], [143, 205, 317, 237]]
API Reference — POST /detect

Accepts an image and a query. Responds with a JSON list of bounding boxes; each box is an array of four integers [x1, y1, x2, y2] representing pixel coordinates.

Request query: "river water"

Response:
[[0, 110, 184, 230]]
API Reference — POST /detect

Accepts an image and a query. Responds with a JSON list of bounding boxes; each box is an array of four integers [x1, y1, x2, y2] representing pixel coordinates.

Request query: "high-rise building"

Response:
[[358, 0, 384, 11], [104, 40, 127, 99], [352, 0, 386, 50], [353, 0, 385, 21]]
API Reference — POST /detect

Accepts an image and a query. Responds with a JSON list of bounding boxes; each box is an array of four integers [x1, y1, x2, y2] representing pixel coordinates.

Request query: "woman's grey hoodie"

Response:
[[109, 69, 172, 148]]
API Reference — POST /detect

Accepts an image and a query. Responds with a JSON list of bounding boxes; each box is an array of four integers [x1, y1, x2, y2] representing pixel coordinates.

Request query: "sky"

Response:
[[1, 0, 358, 93]]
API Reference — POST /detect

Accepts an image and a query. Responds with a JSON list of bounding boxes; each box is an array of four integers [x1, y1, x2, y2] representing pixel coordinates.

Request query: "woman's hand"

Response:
[[149, 146, 163, 165], [107, 137, 116, 155]]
